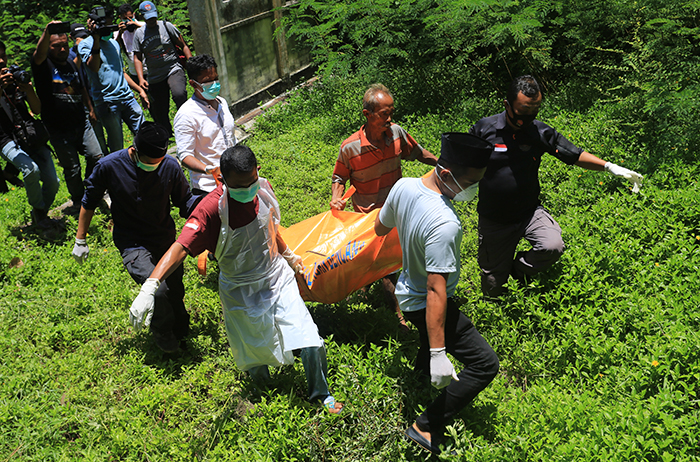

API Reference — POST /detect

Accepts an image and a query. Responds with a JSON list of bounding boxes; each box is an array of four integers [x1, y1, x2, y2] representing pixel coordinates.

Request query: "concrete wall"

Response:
[[187, 0, 313, 118]]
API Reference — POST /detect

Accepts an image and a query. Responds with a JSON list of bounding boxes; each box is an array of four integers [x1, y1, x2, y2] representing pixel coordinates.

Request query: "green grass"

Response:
[[0, 76, 698, 461]]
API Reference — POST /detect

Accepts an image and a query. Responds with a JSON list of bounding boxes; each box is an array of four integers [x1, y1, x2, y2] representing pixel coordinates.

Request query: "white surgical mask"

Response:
[[437, 167, 479, 202]]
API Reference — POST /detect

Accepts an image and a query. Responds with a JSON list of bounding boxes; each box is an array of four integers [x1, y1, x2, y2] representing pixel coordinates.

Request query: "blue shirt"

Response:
[[77, 36, 132, 105], [378, 177, 462, 312], [82, 149, 200, 253]]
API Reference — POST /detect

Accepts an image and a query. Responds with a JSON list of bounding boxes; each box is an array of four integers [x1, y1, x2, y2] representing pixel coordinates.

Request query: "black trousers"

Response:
[[148, 68, 188, 137], [122, 246, 189, 339], [404, 298, 499, 433]]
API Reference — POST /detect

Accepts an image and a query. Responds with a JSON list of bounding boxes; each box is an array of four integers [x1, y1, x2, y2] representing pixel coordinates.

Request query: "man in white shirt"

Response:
[[115, 3, 146, 81], [173, 54, 236, 196]]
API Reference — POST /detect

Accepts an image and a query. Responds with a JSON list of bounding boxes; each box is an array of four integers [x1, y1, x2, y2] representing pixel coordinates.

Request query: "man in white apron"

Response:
[[128, 144, 343, 413]]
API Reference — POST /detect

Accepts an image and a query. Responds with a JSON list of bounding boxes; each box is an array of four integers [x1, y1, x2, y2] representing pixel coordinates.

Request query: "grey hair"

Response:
[[362, 84, 393, 112]]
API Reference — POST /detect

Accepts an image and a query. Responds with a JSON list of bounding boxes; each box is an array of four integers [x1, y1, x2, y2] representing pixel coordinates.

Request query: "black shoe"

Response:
[[31, 208, 56, 229], [405, 425, 442, 454], [152, 330, 179, 353]]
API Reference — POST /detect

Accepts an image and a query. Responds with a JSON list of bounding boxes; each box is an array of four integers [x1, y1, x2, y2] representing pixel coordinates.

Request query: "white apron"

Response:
[[215, 178, 323, 371]]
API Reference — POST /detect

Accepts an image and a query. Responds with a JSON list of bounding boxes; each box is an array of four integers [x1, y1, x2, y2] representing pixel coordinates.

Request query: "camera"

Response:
[[47, 21, 71, 35], [122, 20, 137, 32], [5, 65, 31, 85], [89, 6, 119, 36]]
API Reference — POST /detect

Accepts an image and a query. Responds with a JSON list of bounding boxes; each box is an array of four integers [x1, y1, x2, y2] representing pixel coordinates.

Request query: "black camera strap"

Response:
[[0, 90, 28, 140]]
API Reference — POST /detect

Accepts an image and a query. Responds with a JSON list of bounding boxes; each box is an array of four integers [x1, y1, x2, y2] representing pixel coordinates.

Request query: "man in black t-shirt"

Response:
[[470, 75, 643, 296], [32, 20, 103, 212]]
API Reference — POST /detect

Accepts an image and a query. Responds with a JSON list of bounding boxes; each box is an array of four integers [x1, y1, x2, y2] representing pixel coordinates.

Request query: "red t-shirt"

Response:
[[178, 183, 259, 256]]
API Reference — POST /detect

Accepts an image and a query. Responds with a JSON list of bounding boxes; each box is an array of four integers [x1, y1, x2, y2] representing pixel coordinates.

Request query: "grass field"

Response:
[[0, 76, 698, 461]]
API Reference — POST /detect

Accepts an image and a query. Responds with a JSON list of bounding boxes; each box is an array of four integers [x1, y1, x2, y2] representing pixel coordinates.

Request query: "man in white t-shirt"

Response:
[[116, 3, 146, 81], [375, 132, 500, 454], [173, 54, 236, 196]]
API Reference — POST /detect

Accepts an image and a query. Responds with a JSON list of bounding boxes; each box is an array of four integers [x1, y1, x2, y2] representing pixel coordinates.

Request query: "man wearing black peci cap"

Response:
[[375, 133, 500, 454], [72, 121, 201, 353]]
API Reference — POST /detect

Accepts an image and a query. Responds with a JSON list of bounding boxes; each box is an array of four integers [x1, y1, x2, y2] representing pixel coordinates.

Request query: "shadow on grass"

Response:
[[308, 280, 416, 348], [111, 315, 225, 379]]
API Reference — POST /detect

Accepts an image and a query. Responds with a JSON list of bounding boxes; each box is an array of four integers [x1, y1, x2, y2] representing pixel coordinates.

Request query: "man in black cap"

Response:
[[374, 133, 500, 454], [72, 121, 201, 353], [470, 75, 643, 296]]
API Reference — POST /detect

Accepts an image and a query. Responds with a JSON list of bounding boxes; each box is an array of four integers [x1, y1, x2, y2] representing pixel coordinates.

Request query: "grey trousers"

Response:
[[478, 206, 564, 295], [248, 346, 331, 402]]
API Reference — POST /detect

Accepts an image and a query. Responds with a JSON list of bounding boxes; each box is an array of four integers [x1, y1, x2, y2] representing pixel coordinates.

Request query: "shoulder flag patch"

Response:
[[185, 219, 200, 231], [494, 144, 507, 152]]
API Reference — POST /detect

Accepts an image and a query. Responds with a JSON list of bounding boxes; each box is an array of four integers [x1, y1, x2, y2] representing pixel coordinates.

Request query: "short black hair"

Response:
[[116, 4, 133, 16], [185, 54, 217, 81], [0, 41, 6, 53], [506, 75, 541, 106], [220, 145, 257, 177]]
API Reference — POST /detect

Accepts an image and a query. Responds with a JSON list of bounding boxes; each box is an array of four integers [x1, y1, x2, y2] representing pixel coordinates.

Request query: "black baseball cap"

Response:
[[70, 23, 89, 40]]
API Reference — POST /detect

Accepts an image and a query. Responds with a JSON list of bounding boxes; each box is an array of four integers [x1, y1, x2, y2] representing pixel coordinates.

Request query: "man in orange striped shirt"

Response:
[[330, 84, 437, 329], [331, 84, 437, 213]]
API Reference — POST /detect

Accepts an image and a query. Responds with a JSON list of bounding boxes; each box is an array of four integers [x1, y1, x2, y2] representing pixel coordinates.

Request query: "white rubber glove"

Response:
[[281, 247, 304, 274], [72, 238, 89, 264], [129, 278, 160, 331], [604, 162, 643, 193], [429, 347, 459, 389]]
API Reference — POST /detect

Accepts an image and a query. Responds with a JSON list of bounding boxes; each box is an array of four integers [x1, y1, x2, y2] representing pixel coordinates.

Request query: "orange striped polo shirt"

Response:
[[332, 124, 423, 213]]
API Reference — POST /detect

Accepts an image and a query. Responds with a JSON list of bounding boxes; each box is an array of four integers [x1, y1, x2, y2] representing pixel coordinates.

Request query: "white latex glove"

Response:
[[129, 278, 160, 331], [72, 238, 89, 264], [429, 347, 459, 389], [281, 247, 304, 274], [604, 162, 643, 193]]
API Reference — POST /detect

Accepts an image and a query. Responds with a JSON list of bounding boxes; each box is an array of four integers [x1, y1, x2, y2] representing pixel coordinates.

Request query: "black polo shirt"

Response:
[[469, 111, 583, 224]]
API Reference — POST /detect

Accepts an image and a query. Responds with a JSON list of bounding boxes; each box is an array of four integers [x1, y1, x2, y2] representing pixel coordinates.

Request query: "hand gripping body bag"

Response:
[[279, 186, 403, 304]]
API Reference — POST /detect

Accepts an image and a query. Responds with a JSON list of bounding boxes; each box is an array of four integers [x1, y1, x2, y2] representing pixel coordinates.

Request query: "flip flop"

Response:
[[323, 395, 344, 415], [405, 425, 441, 454]]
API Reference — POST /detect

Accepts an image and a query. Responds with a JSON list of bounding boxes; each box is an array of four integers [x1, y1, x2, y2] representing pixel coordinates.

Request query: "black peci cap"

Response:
[[134, 122, 169, 159], [439, 132, 493, 169]]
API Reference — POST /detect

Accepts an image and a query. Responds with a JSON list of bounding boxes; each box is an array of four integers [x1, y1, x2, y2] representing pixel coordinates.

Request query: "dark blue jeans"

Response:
[[121, 246, 189, 339], [404, 298, 499, 434]]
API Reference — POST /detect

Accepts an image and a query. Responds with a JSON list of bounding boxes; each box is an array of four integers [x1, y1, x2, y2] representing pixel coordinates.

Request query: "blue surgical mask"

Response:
[[134, 151, 162, 172], [228, 179, 260, 203], [198, 80, 220, 100]]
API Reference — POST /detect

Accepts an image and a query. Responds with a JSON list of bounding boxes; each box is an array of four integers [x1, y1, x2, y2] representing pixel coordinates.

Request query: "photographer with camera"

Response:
[[0, 40, 59, 228], [31, 20, 104, 213], [116, 4, 145, 83], [78, 5, 148, 153]]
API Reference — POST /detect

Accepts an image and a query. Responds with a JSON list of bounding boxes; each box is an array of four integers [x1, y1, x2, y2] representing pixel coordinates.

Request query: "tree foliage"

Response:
[[283, 0, 700, 123]]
